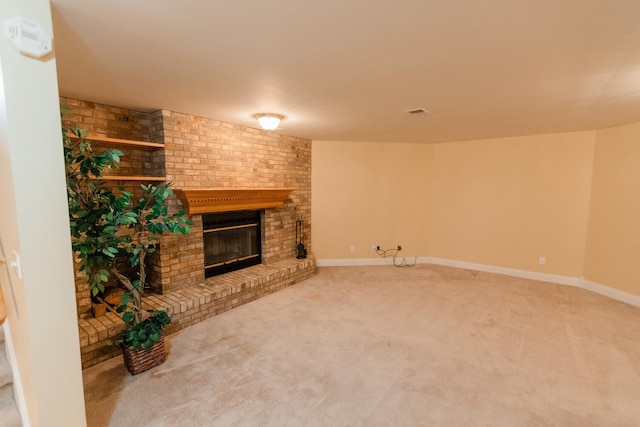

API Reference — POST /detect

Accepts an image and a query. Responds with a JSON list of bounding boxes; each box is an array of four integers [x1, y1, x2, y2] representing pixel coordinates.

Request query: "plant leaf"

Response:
[[120, 293, 131, 306]]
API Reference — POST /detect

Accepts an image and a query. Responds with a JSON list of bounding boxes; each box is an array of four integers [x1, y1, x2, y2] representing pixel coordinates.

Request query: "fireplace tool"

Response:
[[296, 219, 307, 259]]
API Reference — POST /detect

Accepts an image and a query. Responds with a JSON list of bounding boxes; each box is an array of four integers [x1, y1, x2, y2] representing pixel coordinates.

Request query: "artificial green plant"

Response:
[[63, 115, 191, 349]]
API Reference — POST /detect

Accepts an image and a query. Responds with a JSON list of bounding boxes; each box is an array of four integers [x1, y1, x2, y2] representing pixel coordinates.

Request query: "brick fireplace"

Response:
[[61, 98, 316, 368]]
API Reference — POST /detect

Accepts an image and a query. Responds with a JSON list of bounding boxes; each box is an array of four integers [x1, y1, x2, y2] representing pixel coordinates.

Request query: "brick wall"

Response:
[[155, 110, 312, 292], [61, 99, 313, 311], [60, 97, 151, 140]]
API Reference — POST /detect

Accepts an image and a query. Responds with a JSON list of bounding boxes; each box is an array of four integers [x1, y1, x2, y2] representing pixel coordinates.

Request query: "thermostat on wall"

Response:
[[4, 16, 52, 59]]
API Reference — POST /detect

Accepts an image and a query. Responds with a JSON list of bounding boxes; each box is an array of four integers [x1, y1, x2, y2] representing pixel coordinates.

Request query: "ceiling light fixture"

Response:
[[253, 113, 284, 131]]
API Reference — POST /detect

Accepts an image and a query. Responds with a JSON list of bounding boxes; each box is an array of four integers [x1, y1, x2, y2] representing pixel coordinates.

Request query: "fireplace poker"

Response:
[[296, 219, 307, 259]]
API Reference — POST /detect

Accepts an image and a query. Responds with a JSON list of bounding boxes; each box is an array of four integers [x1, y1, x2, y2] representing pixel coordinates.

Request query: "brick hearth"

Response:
[[61, 98, 316, 368], [79, 257, 315, 368]]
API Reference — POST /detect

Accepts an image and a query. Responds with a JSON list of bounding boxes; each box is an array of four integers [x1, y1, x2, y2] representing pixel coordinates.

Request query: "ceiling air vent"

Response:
[[406, 108, 430, 115]]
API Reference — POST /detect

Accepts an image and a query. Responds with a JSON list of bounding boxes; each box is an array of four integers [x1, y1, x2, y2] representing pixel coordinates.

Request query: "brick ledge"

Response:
[[78, 256, 316, 368]]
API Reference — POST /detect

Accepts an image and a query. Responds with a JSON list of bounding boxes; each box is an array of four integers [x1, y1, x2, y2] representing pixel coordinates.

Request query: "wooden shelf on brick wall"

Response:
[[101, 175, 166, 181], [174, 188, 295, 214], [67, 134, 164, 150], [66, 133, 166, 181]]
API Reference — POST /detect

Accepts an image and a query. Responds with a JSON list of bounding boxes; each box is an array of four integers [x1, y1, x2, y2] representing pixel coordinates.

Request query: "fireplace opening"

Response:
[[203, 210, 262, 277]]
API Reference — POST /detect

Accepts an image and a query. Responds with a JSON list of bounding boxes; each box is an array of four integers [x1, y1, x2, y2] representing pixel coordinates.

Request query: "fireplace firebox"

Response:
[[203, 210, 262, 277]]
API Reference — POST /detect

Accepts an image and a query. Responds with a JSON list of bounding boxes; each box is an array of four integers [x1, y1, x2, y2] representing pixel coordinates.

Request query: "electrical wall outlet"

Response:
[[539, 256, 546, 265], [397, 245, 402, 251], [372, 245, 381, 251], [350, 245, 356, 253]]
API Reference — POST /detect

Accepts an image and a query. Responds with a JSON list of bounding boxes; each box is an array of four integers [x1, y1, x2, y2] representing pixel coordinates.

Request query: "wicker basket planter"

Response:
[[122, 338, 166, 375]]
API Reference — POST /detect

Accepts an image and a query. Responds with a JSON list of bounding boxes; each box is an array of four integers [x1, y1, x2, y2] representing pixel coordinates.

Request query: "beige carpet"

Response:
[[83, 265, 640, 426]]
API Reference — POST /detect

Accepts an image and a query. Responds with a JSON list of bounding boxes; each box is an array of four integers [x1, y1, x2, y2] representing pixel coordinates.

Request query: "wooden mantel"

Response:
[[173, 188, 295, 214]]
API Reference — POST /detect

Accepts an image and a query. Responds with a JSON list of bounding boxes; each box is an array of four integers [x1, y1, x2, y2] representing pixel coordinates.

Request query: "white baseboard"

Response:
[[428, 257, 581, 287], [316, 257, 431, 267], [427, 258, 640, 307], [316, 256, 640, 308], [580, 279, 640, 308], [2, 320, 30, 427]]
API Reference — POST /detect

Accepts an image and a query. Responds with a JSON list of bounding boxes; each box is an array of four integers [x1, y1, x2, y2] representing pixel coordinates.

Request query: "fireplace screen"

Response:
[[203, 210, 261, 277]]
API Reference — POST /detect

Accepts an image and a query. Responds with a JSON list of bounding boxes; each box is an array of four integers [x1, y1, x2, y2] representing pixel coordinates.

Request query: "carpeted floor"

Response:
[[83, 265, 640, 426]]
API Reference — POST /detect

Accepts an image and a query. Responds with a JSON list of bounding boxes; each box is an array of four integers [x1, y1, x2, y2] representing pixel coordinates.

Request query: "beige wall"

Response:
[[312, 132, 596, 279], [431, 132, 595, 277], [312, 141, 433, 259], [0, 0, 86, 425], [583, 123, 640, 295]]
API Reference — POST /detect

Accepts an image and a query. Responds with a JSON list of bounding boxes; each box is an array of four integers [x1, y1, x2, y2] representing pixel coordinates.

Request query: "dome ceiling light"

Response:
[[253, 113, 284, 131]]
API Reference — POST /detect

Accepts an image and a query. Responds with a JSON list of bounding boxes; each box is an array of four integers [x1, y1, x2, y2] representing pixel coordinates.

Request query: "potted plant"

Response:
[[63, 117, 191, 374]]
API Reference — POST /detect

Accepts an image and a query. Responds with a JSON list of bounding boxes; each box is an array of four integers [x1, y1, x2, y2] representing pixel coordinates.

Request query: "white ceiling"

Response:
[[51, 0, 640, 143]]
